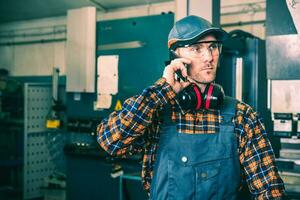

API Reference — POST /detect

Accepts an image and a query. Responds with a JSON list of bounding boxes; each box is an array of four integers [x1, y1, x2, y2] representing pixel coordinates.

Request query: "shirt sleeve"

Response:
[[96, 78, 176, 157], [236, 103, 285, 199]]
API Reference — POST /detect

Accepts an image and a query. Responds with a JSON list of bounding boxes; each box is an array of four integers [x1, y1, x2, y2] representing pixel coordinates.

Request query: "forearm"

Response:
[[242, 136, 285, 199], [97, 78, 176, 156], [237, 103, 285, 199]]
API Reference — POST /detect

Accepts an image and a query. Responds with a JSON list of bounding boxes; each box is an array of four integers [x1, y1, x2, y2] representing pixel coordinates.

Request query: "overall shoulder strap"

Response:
[[220, 96, 239, 117], [159, 104, 175, 127]]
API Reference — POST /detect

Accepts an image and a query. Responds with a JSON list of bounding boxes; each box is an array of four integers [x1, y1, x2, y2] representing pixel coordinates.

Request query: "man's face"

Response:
[[177, 35, 220, 84]]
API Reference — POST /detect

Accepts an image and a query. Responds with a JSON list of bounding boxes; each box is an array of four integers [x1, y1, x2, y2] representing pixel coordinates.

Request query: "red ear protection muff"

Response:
[[176, 83, 224, 111]]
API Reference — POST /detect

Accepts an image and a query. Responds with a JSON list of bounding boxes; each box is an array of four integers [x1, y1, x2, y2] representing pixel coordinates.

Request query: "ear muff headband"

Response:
[[205, 84, 214, 109], [193, 84, 202, 110]]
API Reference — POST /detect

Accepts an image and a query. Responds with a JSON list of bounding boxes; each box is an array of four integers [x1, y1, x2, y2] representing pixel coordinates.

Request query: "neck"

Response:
[[194, 81, 209, 93]]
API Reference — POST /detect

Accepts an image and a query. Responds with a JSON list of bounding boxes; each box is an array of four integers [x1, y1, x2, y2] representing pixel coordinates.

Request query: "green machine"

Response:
[[64, 13, 174, 200], [66, 13, 174, 118]]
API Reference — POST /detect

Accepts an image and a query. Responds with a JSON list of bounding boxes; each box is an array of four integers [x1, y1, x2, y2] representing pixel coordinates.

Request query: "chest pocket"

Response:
[[169, 141, 233, 166]]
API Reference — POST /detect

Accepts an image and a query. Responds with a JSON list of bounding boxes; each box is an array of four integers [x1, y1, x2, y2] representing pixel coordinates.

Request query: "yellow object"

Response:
[[114, 100, 122, 111], [46, 119, 61, 129]]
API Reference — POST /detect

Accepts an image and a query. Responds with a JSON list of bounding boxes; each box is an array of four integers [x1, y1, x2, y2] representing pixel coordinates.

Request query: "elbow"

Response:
[[96, 134, 119, 157], [96, 137, 112, 156], [99, 141, 118, 157], [96, 124, 113, 155]]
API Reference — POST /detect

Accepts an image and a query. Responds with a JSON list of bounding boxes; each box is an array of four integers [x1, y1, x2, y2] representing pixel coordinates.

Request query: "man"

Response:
[[97, 15, 285, 199]]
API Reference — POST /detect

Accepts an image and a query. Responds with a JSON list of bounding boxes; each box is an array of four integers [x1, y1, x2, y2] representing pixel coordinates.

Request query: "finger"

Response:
[[163, 66, 177, 84], [171, 59, 191, 76], [178, 64, 188, 78], [181, 57, 192, 66], [164, 64, 182, 77], [169, 61, 187, 74], [171, 57, 192, 66]]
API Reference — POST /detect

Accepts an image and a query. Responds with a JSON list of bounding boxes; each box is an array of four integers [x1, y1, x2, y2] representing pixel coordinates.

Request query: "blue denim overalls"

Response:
[[150, 96, 241, 200]]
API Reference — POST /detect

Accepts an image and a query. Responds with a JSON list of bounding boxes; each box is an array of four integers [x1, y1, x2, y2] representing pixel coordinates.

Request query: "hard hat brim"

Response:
[[168, 28, 228, 50]]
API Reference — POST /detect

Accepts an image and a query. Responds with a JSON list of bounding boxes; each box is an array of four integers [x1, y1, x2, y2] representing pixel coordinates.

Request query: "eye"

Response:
[[189, 45, 200, 52], [209, 43, 219, 51], [190, 44, 205, 53]]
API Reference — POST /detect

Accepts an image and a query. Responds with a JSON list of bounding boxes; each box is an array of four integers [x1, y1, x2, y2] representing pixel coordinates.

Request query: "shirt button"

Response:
[[200, 172, 207, 178], [181, 156, 188, 163]]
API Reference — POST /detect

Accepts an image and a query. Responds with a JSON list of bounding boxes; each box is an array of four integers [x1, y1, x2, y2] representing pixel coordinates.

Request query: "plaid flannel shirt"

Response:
[[97, 78, 285, 199]]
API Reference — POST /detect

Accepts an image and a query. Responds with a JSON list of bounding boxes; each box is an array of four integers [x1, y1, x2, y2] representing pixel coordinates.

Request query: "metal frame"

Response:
[[23, 83, 66, 199]]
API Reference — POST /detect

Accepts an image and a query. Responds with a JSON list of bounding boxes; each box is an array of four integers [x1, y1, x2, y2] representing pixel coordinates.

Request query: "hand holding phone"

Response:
[[163, 50, 191, 93], [169, 50, 190, 82]]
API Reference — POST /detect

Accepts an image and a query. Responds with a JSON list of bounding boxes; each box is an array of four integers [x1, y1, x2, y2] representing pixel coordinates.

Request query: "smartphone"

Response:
[[169, 50, 189, 82]]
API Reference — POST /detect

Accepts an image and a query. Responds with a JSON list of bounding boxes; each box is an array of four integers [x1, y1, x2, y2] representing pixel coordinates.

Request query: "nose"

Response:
[[201, 48, 213, 63]]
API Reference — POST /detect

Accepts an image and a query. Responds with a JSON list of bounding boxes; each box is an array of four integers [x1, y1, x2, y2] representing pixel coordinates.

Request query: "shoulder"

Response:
[[221, 96, 257, 124], [234, 100, 258, 124], [223, 96, 252, 113]]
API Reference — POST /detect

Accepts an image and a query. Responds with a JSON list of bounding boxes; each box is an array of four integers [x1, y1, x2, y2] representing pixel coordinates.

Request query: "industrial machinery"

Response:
[[266, 0, 300, 198], [0, 69, 23, 199], [216, 29, 269, 130], [46, 68, 66, 129]]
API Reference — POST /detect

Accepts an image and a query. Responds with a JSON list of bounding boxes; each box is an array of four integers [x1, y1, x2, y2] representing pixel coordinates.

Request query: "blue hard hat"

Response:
[[168, 15, 227, 50]]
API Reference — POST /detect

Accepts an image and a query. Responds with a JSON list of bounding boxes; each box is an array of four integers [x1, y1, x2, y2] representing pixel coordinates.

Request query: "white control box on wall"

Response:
[[271, 80, 300, 113], [66, 7, 96, 92]]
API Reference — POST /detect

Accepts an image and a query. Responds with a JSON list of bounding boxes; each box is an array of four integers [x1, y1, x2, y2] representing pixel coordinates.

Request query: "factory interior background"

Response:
[[0, 0, 300, 199]]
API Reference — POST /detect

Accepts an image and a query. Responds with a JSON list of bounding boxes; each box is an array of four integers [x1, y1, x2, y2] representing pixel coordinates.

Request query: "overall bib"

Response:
[[150, 97, 241, 200]]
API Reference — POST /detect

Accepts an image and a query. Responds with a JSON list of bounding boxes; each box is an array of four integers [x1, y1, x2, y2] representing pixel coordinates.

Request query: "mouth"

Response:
[[202, 68, 214, 71], [201, 64, 215, 71]]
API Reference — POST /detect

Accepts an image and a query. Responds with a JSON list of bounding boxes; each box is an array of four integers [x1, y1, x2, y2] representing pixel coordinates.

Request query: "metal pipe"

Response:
[[0, 25, 66, 36], [235, 57, 243, 101], [0, 38, 66, 46], [221, 9, 265, 16], [52, 68, 59, 103], [221, 20, 265, 27], [0, 29, 66, 38], [267, 79, 271, 110], [89, 0, 107, 11], [221, 1, 265, 9]]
